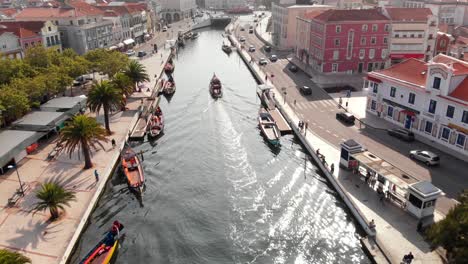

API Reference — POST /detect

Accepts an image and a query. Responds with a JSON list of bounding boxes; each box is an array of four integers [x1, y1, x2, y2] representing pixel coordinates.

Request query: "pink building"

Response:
[[305, 9, 390, 74]]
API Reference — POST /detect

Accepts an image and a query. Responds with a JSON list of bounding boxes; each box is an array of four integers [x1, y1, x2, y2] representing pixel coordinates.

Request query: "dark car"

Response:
[[137, 51, 147, 57], [336, 112, 355, 125], [387, 128, 415, 142], [289, 65, 298, 73], [269, 55, 278, 62], [264, 46, 271, 52], [300, 86, 312, 95]]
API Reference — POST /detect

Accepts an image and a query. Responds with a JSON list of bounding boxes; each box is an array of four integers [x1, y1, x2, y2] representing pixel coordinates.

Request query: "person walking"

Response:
[[339, 97, 342, 107], [330, 163, 335, 174], [111, 139, 116, 148], [94, 169, 99, 182]]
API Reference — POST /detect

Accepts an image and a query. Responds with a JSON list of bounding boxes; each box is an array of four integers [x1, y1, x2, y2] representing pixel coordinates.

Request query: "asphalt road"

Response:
[[236, 15, 467, 214]]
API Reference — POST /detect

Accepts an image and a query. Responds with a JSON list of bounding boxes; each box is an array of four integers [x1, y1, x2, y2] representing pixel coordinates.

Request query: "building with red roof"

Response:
[[382, 7, 438, 66], [366, 54, 468, 156], [0, 20, 62, 52]]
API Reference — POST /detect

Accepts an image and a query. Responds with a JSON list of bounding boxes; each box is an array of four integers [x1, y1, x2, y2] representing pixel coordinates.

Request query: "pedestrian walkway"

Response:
[[0, 40, 173, 264]]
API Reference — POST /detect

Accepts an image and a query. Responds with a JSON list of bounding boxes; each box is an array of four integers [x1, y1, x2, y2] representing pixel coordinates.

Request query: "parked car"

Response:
[[409, 150, 440, 166], [239, 37, 246, 42], [248, 45, 256, 52], [387, 128, 415, 142], [240, 27, 245, 31], [137, 51, 147, 57], [259, 58, 268, 65], [289, 65, 298, 72], [264, 46, 271, 52], [254, 19, 258, 22], [162, 26, 168, 32], [270, 55, 278, 62], [300, 86, 312, 95], [125, 49, 136, 56], [336, 112, 355, 125]]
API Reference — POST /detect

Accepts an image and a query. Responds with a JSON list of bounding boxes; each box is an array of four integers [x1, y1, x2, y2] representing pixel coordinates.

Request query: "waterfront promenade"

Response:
[[229, 20, 445, 263]]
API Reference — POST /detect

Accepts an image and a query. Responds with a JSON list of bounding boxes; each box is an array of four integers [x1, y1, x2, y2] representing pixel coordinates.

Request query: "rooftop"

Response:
[[0, 130, 44, 169], [372, 58, 428, 87], [313, 8, 389, 22], [384, 7, 433, 22], [40, 96, 86, 111], [16, 1, 104, 19], [0, 21, 45, 38], [12, 111, 65, 131]]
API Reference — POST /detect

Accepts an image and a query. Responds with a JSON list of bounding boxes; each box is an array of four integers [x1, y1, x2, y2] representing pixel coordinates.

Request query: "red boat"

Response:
[[164, 62, 174, 75], [162, 79, 176, 95], [149, 107, 164, 138], [121, 147, 145, 194], [209, 74, 222, 98], [79, 221, 124, 264]]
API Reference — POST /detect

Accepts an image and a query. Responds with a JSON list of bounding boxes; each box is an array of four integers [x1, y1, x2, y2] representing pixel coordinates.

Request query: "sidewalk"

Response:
[[229, 29, 444, 264], [0, 43, 172, 264]]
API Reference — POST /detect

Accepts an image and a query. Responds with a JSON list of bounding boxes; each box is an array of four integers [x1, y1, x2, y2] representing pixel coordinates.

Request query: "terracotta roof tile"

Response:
[[304, 10, 328, 20], [0, 8, 18, 17], [313, 9, 389, 22], [385, 8, 432, 21], [432, 54, 468, 76], [372, 58, 427, 87], [449, 77, 468, 102]]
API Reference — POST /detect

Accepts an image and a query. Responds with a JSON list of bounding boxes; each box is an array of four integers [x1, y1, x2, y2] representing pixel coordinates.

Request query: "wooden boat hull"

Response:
[[149, 114, 164, 138], [80, 222, 123, 264], [163, 81, 176, 95], [222, 45, 232, 54], [164, 63, 175, 75], [209, 74, 222, 98], [258, 110, 281, 146], [121, 148, 145, 193]]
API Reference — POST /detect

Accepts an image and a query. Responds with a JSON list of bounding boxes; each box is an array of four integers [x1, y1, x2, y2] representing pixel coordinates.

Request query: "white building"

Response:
[[396, 0, 468, 26], [272, 3, 332, 49], [160, 0, 196, 23], [205, 0, 246, 10], [365, 54, 468, 156]]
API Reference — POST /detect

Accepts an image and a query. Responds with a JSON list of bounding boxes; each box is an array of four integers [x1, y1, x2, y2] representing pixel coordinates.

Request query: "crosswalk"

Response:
[[294, 99, 337, 112]]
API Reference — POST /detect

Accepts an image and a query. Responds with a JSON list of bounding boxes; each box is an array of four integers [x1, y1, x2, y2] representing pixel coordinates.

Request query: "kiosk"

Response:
[[339, 139, 363, 169], [407, 181, 442, 219]]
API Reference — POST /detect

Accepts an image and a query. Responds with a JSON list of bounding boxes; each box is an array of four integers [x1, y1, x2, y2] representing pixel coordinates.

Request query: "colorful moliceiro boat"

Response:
[[121, 147, 145, 193], [80, 221, 124, 264], [258, 109, 281, 146], [149, 107, 164, 138], [209, 74, 222, 98], [163, 79, 176, 95], [222, 44, 232, 54], [164, 62, 174, 75]]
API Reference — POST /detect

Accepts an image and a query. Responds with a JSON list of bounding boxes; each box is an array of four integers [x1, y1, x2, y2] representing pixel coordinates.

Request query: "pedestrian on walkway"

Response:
[[339, 97, 342, 107], [402, 252, 414, 264], [294, 99, 297, 105], [305, 122, 308, 130], [330, 163, 334, 174], [111, 139, 116, 148], [94, 170, 99, 182], [345, 101, 349, 108], [265, 75, 268, 81], [369, 219, 376, 231]]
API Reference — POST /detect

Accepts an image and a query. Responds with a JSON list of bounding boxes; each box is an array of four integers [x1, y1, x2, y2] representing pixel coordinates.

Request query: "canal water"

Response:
[[74, 29, 370, 264]]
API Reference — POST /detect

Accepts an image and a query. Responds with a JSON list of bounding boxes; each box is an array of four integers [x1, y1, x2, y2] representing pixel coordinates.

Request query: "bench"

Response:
[[7, 184, 30, 207]]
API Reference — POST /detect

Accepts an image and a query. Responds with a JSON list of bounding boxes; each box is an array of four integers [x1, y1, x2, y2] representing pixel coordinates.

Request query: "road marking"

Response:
[[318, 126, 324, 129], [326, 130, 331, 133], [341, 138, 347, 141], [333, 134, 339, 138]]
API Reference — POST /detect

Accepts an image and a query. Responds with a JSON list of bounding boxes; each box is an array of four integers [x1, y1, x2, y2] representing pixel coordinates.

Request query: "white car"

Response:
[[125, 49, 136, 56], [239, 37, 246, 42], [409, 150, 440, 166], [259, 58, 268, 65], [248, 45, 255, 52]]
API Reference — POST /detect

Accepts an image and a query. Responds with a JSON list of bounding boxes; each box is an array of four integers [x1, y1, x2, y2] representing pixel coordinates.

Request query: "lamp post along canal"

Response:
[[8, 164, 25, 196], [281, 87, 287, 104]]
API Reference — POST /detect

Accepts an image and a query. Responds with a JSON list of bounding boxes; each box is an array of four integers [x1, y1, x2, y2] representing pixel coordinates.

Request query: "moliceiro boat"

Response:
[[121, 147, 145, 194], [149, 107, 164, 138], [222, 44, 232, 54], [191, 32, 200, 39], [80, 221, 124, 264], [258, 109, 281, 146], [209, 74, 222, 98], [163, 77, 176, 95], [164, 62, 174, 75]]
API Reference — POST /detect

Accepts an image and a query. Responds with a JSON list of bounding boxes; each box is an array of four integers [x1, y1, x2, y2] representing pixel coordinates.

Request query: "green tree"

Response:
[[87, 81, 124, 134], [9, 76, 47, 107], [57, 115, 108, 169], [111, 73, 134, 97], [426, 189, 468, 263], [0, 249, 31, 264], [0, 59, 36, 85], [85, 49, 128, 77], [124, 60, 150, 89], [24, 45, 51, 69], [0, 86, 30, 123], [32, 181, 76, 220]]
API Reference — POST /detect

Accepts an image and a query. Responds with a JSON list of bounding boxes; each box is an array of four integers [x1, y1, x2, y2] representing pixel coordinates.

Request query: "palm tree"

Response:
[[124, 60, 150, 89], [57, 115, 108, 169], [87, 80, 124, 134], [111, 72, 134, 97], [32, 181, 76, 221], [0, 249, 31, 264]]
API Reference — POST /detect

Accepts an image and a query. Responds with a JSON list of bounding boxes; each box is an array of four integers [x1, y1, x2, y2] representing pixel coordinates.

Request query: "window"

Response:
[[440, 39, 446, 47], [441, 127, 450, 140], [332, 63, 338, 72], [384, 24, 390, 32], [371, 100, 377, 110], [55, 35, 59, 43], [408, 193, 422, 208], [462, 111, 468, 124], [46, 37, 51, 46], [335, 39, 340, 46], [369, 49, 375, 59], [408, 93, 415, 104], [395, 34, 399, 38], [372, 83, 378, 93], [359, 49, 365, 59], [423, 199, 436, 208], [371, 37, 376, 44], [418, 34, 423, 38], [390, 87, 396, 97], [333, 50, 339, 60], [362, 24, 368, 32], [410, 34, 415, 38], [446, 105, 455, 118], [456, 133, 466, 147], [433, 77, 441, 89], [425, 121, 433, 133], [383, 37, 388, 44], [387, 106, 394, 117], [428, 100, 437, 114], [336, 25, 341, 33], [372, 24, 378, 32], [48, 26, 51, 31], [360, 37, 366, 45], [381, 49, 388, 59]]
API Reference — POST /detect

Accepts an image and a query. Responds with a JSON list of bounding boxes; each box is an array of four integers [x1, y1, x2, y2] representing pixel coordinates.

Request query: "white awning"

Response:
[[117, 42, 124, 48], [108, 45, 117, 50], [123, 39, 135, 45]]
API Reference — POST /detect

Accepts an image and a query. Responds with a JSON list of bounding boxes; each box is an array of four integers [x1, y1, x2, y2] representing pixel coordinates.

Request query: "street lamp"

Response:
[[8, 164, 25, 196], [281, 87, 287, 104]]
